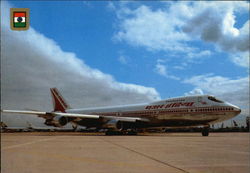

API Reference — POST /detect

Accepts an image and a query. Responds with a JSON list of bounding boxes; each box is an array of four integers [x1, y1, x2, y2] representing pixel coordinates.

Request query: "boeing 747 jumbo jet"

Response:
[[2, 88, 241, 136]]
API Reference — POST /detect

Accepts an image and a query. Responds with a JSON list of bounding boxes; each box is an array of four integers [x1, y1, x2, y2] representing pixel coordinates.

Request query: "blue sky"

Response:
[[1, 1, 249, 126], [10, 1, 248, 98]]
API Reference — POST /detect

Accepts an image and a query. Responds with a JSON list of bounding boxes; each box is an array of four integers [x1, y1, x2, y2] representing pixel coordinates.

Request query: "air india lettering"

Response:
[[145, 102, 194, 110]]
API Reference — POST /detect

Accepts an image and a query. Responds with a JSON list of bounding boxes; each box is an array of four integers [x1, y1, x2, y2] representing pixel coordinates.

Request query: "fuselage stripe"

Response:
[[74, 106, 238, 118]]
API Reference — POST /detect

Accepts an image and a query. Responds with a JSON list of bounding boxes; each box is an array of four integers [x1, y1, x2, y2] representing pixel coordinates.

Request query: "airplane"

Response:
[[26, 121, 78, 132], [1, 88, 241, 136], [0, 121, 32, 132]]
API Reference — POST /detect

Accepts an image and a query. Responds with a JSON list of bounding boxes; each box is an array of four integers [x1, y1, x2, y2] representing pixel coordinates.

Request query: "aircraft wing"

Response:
[[52, 112, 148, 122], [1, 109, 149, 122], [2, 110, 47, 115], [1, 109, 99, 119]]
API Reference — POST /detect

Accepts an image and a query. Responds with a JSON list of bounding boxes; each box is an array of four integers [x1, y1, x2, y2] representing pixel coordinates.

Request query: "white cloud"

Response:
[[230, 51, 249, 68], [118, 55, 128, 64], [155, 59, 180, 80], [181, 2, 249, 49], [113, 1, 249, 67], [173, 65, 185, 70], [114, 5, 191, 52], [187, 50, 212, 60], [1, 1, 160, 126], [183, 74, 249, 109], [107, 2, 116, 11], [222, 12, 239, 37], [155, 59, 167, 76], [155, 63, 167, 76], [185, 88, 204, 96], [181, 2, 249, 67], [183, 73, 249, 126]]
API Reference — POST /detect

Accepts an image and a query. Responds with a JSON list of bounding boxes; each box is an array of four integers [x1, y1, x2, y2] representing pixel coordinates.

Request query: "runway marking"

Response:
[[101, 138, 190, 173], [1, 136, 62, 150]]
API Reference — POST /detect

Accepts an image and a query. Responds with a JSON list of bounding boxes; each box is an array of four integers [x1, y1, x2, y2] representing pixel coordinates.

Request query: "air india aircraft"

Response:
[[1, 88, 241, 136]]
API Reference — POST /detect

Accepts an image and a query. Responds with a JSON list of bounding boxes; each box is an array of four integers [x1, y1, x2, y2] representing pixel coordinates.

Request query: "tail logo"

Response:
[[50, 88, 70, 112]]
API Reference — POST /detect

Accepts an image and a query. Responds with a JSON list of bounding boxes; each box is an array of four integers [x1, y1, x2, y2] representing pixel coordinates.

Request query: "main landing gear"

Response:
[[201, 126, 210, 136], [105, 131, 123, 135], [105, 130, 138, 136]]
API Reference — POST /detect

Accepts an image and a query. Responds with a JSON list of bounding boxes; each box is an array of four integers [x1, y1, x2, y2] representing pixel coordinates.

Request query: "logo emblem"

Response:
[[10, 8, 30, 31]]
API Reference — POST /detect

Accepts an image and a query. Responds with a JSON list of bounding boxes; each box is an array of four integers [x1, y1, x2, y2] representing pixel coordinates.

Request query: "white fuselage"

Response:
[[67, 95, 241, 128]]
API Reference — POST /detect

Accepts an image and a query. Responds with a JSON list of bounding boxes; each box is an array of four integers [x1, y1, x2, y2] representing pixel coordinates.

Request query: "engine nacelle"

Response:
[[103, 120, 123, 130], [46, 115, 68, 127]]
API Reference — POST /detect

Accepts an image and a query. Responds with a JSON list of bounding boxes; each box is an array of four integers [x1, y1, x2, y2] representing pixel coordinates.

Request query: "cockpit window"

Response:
[[208, 96, 223, 103]]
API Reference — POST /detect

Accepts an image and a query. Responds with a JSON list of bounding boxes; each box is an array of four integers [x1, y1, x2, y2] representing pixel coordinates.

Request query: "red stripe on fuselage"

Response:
[[80, 106, 237, 118]]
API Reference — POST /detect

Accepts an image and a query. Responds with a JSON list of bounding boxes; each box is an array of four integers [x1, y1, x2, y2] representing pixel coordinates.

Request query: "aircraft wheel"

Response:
[[127, 130, 138, 135], [202, 127, 209, 136], [105, 131, 123, 136], [105, 131, 113, 135]]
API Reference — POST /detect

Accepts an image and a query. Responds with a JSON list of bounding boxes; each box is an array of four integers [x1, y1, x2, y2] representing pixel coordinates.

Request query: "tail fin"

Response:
[[50, 88, 71, 112]]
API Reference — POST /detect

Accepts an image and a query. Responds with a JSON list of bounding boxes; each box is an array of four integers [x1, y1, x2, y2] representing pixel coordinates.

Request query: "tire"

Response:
[[202, 128, 209, 136], [105, 131, 123, 136], [127, 131, 138, 135], [105, 131, 113, 135]]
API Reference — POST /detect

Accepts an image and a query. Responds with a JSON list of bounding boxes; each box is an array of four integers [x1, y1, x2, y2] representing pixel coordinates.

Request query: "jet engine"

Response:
[[103, 119, 124, 130], [44, 115, 68, 127]]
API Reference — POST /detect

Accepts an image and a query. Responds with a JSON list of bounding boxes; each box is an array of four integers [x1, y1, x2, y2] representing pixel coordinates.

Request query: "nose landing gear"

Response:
[[202, 126, 210, 136]]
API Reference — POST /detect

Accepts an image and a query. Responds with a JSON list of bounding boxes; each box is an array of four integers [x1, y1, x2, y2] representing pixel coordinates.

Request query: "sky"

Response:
[[1, 1, 249, 127]]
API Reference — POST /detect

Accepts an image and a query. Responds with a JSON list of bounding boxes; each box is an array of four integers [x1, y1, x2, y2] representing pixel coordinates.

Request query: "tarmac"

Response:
[[1, 132, 249, 173]]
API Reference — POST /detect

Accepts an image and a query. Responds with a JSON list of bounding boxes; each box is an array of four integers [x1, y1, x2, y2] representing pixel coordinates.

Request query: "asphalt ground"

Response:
[[1, 132, 249, 173]]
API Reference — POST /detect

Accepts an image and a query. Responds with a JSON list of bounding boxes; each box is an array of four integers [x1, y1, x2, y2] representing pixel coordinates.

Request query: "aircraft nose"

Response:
[[236, 107, 241, 114], [232, 105, 241, 114]]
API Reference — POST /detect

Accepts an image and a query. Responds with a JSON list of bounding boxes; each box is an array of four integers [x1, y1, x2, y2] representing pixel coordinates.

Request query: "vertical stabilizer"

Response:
[[50, 88, 71, 112]]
